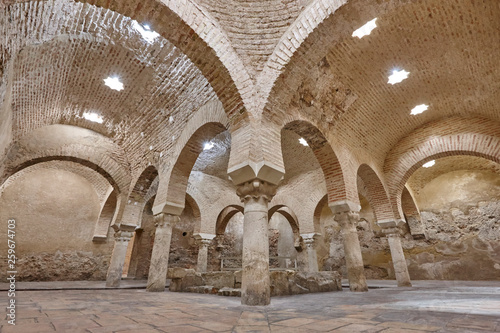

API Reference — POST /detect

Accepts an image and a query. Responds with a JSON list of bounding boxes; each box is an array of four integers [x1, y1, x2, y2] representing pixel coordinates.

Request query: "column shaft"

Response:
[[237, 180, 276, 306], [386, 230, 412, 287], [301, 234, 320, 272], [196, 240, 211, 272], [106, 231, 133, 287], [335, 212, 368, 292], [146, 214, 176, 292]]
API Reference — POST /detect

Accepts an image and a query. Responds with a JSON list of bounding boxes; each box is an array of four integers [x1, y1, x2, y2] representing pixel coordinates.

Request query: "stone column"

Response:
[[379, 222, 412, 287], [301, 233, 320, 272], [194, 233, 216, 273], [106, 230, 134, 287], [146, 213, 178, 292], [333, 211, 368, 292], [237, 179, 277, 306]]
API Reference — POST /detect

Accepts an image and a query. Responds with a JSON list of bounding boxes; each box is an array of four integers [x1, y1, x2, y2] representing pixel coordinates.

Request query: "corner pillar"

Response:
[[146, 213, 178, 292], [301, 233, 320, 272], [331, 202, 368, 292], [237, 179, 277, 306], [194, 233, 216, 273], [379, 221, 412, 287], [106, 230, 134, 287]]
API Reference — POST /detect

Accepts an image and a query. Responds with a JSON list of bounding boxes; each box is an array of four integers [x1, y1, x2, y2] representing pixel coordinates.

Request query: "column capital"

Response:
[[301, 233, 321, 247], [193, 233, 215, 247], [114, 230, 134, 242], [377, 220, 406, 237], [154, 213, 179, 228], [329, 200, 361, 214], [236, 179, 277, 203], [333, 211, 359, 230], [193, 233, 216, 241]]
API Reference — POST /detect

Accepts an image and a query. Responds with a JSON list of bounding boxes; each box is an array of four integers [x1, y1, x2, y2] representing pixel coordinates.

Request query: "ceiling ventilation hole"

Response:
[[104, 76, 124, 91], [299, 138, 309, 146], [352, 18, 378, 39], [410, 104, 429, 115], [388, 69, 410, 85], [203, 142, 215, 150], [132, 21, 160, 43], [423, 160, 435, 168], [82, 112, 103, 124]]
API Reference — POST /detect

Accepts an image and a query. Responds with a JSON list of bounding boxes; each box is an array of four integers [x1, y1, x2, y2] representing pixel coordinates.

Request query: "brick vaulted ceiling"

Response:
[[329, 0, 500, 165], [1, 0, 499, 182], [266, 0, 500, 166]]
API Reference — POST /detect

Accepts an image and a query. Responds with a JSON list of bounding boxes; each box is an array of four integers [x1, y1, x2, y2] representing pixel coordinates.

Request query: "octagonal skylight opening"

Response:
[[422, 160, 435, 168], [82, 112, 103, 124], [352, 18, 378, 39], [203, 142, 215, 150], [410, 104, 428, 115], [104, 76, 124, 91], [132, 21, 160, 43], [299, 138, 309, 146], [388, 69, 410, 85]]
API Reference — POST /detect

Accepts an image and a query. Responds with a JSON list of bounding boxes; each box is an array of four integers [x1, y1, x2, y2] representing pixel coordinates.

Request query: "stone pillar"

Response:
[[194, 233, 216, 273], [237, 179, 277, 306], [146, 213, 178, 292], [333, 210, 368, 292], [301, 233, 320, 272], [106, 230, 134, 287], [379, 222, 412, 287]]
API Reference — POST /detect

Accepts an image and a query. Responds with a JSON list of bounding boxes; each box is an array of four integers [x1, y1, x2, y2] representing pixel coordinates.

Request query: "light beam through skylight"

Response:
[[299, 138, 309, 146]]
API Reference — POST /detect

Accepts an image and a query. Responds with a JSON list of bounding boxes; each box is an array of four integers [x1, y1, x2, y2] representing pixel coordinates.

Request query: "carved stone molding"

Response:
[[154, 213, 179, 228], [113, 231, 134, 242], [236, 179, 277, 203], [334, 211, 359, 230]]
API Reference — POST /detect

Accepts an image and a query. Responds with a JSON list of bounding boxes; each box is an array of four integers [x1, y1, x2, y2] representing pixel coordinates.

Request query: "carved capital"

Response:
[[236, 179, 277, 203], [334, 211, 359, 230], [378, 220, 405, 238], [154, 213, 179, 228], [301, 233, 321, 249], [114, 231, 134, 242], [197, 239, 212, 247], [381, 226, 403, 238]]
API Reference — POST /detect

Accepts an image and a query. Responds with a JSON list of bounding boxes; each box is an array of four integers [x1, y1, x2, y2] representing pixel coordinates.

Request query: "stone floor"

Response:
[[1, 280, 500, 332]]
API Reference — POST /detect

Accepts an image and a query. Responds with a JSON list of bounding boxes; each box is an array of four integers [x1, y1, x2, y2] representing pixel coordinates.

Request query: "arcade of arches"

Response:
[[1, 0, 500, 314]]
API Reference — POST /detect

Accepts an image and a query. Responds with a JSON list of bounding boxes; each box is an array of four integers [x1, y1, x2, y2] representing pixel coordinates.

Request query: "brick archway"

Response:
[[357, 164, 394, 222], [282, 120, 357, 207], [153, 101, 230, 215], [385, 117, 500, 220]]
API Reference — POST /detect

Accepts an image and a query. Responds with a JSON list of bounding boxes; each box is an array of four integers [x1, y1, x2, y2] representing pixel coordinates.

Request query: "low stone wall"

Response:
[[167, 268, 342, 296]]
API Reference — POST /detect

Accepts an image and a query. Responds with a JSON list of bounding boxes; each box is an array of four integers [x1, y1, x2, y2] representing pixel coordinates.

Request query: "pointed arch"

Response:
[[269, 205, 301, 247], [356, 164, 394, 222], [385, 117, 500, 219], [216, 205, 244, 236], [153, 101, 229, 215], [282, 120, 357, 207]]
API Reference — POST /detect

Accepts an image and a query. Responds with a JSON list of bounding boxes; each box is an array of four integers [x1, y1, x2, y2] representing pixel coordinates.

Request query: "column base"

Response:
[[349, 282, 369, 292], [241, 293, 271, 306], [146, 281, 166, 292], [397, 281, 412, 287], [105, 279, 121, 288]]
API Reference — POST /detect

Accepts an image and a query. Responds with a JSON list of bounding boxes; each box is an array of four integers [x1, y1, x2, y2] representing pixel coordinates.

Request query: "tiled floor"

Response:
[[1, 280, 500, 332]]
